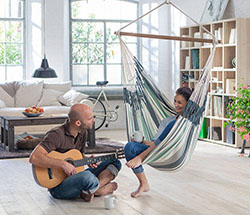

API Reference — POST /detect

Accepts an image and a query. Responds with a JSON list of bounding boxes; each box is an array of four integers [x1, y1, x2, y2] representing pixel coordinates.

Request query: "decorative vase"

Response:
[[232, 57, 236, 68]]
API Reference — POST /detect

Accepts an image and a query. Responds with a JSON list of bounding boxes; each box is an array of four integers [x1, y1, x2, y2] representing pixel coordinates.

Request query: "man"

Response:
[[29, 104, 121, 202]]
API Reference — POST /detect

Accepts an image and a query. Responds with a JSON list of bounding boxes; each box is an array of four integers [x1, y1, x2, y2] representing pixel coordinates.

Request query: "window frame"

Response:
[[69, 0, 139, 87], [0, 0, 26, 82]]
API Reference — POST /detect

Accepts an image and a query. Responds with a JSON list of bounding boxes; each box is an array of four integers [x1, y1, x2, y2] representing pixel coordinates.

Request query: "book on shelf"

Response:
[[205, 95, 211, 115], [203, 32, 212, 46], [229, 28, 236, 44], [207, 127, 222, 140], [181, 73, 189, 86], [181, 35, 189, 48], [224, 96, 233, 117], [226, 123, 235, 144], [185, 56, 190, 70], [199, 118, 207, 138], [191, 49, 199, 69], [226, 79, 236, 94], [213, 96, 222, 117], [214, 28, 222, 41], [194, 32, 201, 47]]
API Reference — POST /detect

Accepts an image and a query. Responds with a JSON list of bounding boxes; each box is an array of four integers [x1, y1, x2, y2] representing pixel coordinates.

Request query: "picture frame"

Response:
[[200, 0, 229, 23]]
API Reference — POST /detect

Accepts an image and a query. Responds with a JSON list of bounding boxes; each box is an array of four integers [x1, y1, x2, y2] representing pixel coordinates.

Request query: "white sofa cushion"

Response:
[[0, 81, 17, 97], [0, 87, 14, 107], [38, 89, 63, 106], [0, 106, 70, 118], [0, 107, 28, 117], [58, 89, 89, 106], [15, 81, 44, 107], [42, 106, 70, 116], [43, 81, 71, 94]]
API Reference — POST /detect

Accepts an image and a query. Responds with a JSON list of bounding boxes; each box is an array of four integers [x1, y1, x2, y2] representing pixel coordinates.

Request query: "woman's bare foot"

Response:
[[131, 184, 149, 198], [80, 192, 94, 202], [126, 156, 143, 169], [95, 182, 118, 196]]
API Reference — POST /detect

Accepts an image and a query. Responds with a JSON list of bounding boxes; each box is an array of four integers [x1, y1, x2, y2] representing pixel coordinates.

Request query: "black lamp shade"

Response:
[[33, 56, 57, 78]]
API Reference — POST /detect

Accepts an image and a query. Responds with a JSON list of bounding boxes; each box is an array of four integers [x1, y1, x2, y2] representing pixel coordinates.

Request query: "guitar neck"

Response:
[[73, 153, 116, 167]]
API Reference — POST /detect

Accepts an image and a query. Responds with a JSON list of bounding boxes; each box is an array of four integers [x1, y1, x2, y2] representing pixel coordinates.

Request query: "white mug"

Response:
[[104, 195, 118, 210], [132, 131, 143, 143]]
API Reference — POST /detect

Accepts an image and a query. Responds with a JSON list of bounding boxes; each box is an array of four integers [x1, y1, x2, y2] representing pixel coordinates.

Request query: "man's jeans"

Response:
[[49, 159, 121, 199], [124, 142, 149, 174]]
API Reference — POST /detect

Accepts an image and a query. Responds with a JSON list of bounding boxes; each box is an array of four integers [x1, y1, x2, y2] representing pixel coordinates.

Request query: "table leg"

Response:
[[1, 118, 7, 149], [7, 125, 15, 151], [1, 118, 4, 144]]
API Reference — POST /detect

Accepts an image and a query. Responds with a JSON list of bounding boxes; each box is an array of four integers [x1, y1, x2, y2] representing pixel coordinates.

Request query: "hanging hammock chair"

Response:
[[117, 0, 218, 171]]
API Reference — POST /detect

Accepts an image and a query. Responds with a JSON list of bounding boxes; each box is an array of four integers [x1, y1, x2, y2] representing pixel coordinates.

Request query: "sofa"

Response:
[[0, 80, 92, 134]]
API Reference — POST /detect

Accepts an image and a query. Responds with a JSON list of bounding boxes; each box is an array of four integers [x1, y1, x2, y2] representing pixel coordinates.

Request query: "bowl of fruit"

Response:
[[23, 106, 44, 117]]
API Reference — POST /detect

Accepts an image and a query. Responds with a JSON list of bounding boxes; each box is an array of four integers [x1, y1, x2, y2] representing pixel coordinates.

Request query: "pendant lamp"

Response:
[[33, 0, 57, 78]]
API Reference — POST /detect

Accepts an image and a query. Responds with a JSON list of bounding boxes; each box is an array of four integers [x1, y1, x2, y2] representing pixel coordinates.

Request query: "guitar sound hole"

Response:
[[66, 158, 74, 166], [48, 168, 53, 179]]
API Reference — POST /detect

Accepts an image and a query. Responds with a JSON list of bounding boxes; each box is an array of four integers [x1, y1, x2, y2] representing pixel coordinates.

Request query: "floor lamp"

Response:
[[33, 0, 57, 78]]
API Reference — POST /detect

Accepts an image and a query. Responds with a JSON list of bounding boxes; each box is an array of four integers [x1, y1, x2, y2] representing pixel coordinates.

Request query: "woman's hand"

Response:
[[126, 156, 143, 169], [143, 140, 154, 146], [131, 136, 144, 143]]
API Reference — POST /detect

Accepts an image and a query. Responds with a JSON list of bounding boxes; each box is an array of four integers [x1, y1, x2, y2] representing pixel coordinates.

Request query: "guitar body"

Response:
[[32, 149, 84, 189]]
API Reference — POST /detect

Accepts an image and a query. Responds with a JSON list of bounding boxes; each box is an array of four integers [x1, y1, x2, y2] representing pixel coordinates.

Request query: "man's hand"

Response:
[[88, 155, 100, 168], [62, 161, 77, 176]]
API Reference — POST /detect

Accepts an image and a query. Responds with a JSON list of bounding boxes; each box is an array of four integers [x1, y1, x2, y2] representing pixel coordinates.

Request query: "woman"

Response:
[[124, 87, 193, 198]]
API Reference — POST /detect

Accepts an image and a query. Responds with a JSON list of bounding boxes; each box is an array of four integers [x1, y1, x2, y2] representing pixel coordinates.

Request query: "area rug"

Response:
[[0, 138, 125, 159]]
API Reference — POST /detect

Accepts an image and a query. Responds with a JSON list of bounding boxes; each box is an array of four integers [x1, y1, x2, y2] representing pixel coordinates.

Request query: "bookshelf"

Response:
[[180, 18, 250, 148]]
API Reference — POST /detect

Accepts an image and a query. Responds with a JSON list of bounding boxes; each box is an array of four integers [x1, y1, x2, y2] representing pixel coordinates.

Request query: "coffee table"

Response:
[[1, 116, 95, 151]]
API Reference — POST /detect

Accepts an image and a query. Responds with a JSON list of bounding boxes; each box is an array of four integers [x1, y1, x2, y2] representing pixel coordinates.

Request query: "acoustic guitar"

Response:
[[32, 149, 124, 189]]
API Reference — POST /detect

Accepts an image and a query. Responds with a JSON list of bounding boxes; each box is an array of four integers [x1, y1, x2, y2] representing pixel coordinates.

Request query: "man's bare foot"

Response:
[[95, 182, 118, 196], [131, 184, 149, 198], [80, 192, 94, 202]]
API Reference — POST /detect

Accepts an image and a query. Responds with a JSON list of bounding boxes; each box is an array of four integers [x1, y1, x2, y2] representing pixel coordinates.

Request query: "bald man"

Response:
[[29, 104, 121, 202]]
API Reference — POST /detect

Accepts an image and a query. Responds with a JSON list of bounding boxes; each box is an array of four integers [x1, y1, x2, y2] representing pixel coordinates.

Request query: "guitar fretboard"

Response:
[[73, 154, 116, 167]]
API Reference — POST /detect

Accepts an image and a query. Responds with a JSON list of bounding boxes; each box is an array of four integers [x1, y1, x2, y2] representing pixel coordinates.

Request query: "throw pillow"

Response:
[[15, 81, 44, 107], [38, 89, 64, 106], [58, 89, 89, 106], [0, 99, 7, 108], [0, 87, 14, 107], [0, 81, 17, 97], [43, 81, 71, 94]]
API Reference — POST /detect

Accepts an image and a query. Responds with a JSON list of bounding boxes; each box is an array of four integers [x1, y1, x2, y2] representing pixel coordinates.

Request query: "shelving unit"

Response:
[[180, 18, 250, 148]]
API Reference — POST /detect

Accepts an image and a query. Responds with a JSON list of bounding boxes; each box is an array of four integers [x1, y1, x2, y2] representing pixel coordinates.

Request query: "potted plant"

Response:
[[225, 85, 250, 156]]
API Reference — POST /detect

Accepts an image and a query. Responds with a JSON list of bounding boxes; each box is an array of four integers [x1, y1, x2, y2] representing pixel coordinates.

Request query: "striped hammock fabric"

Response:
[[120, 37, 216, 171]]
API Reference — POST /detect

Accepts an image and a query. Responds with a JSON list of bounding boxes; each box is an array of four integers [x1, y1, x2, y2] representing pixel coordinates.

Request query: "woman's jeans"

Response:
[[49, 159, 121, 199], [124, 142, 149, 174]]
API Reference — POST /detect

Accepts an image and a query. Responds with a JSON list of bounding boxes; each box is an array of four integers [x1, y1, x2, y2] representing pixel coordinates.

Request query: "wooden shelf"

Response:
[[180, 18, 250, 148]]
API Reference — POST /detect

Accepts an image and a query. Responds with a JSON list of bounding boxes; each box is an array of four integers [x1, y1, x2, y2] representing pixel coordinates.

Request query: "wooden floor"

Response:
[[0, 129, 250, 215]]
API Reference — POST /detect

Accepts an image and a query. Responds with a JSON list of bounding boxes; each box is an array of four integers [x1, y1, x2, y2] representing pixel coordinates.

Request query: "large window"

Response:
[[70, 0, 138, 86], [0, 0, 25, 82]]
